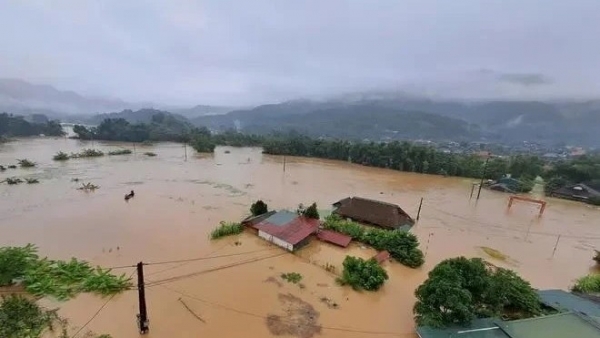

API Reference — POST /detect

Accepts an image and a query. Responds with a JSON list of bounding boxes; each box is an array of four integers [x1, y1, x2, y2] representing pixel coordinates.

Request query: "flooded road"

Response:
[[1, 137, 600, 338]]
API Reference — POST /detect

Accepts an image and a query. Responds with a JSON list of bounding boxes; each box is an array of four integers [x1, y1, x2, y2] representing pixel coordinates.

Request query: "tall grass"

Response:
[[71, 149, 104, 158], [210, 221, 244, 239], [17, 159, 36, 167], [572, 273, 600, 293]]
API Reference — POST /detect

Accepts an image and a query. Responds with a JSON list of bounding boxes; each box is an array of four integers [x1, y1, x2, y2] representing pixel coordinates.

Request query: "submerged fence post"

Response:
[[137, 262, 149, 334], [184, 143, 188, 161], [416, 197, 423, 221], [283, 156, 286, 172], [551, 235, 561, 259], [476, 157, 489, 200]]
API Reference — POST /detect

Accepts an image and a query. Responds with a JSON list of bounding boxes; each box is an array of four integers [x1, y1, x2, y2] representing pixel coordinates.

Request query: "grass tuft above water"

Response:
[[71, 149, 104, 158], [144, 152, 157, 157], [17, 159, 36, 168], [53, 151, 70, 161], [108, 149, 132, 156], [210, 221, 244, 239], [281, 272, 303, 284]]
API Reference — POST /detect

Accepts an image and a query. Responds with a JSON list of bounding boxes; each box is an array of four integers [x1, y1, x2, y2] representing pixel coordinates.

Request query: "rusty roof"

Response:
[[372, 250, 391, 264], [332, 197, 414, 230], [254, 211, 319, 245], [317, 230, 352, 248]]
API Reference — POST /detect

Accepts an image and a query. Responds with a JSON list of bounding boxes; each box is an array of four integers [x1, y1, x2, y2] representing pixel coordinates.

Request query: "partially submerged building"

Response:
[[416, 290, 600, 338], [332, 197, 415, 231], [316, 229, 352, 248], [250, 210, 319, 251], [549, 182, 600, 203]]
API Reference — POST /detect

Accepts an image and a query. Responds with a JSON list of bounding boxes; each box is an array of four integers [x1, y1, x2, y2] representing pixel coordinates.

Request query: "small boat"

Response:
[[125, 190, 135, 201]]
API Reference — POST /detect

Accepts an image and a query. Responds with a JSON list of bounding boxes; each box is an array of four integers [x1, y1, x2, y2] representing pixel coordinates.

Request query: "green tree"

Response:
[[544, 176, 570, 195], [299, 202, 320, 219], [250, 200, 269, 216], [414, 257, 541, 328], [338, 256, 388, 291]]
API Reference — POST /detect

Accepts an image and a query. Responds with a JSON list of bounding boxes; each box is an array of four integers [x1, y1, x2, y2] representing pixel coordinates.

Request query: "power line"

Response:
[[145, 252, 286, 288], [73, 269, 136, 337], [143, 248, 278, 266], [159, 283, 414, 336], [145, 242, 232, 277]]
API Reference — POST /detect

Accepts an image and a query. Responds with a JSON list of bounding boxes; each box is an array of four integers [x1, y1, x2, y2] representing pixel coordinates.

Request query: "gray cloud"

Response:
[[1, 0, 599, 105]]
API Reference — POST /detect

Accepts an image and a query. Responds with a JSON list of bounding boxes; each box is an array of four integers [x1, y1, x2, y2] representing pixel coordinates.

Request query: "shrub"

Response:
[[0, 295, 60, 338], [281, 272, 303, 284], [338, 256, 388, 291], [323, 214, 424, 268], [210, 221, 244, 239], [0, 165, 5, 171], [297, 202, 320, 219], [26, 178, 39, 184], [17, 159, 36, 168], [53, 151, 70, 161], [4, 177, 23, 185], [144, 152, 157, 157], [0, 244, 39, 286], [414, 257, 541, 328], [250, 200, 269, 216], [572, 274, 600, 293], [72, 149, 104, 158], [108, 149, 132, 156]]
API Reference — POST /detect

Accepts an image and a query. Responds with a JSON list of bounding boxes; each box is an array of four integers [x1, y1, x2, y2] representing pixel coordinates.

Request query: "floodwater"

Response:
[[1, 137, 600, 338]]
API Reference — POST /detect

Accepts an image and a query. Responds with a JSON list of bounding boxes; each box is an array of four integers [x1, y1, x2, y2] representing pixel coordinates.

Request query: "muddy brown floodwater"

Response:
[[1, 137, 600, 338]]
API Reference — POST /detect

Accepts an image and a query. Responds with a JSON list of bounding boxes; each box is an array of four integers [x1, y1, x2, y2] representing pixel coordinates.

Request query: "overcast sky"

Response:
[[1, 0, 599, 106]]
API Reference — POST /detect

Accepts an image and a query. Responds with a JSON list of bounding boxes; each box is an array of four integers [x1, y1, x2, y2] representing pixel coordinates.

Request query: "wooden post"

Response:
[[476, 157, 489, 200], [551, 235, 561, 258], [416, 198, 423, 221], [184, 143, 188, 161], [283, 156, 286, 172], [137, 262, 149, 334], [133, 142, 136, 154], [470, 183, 476, 200]]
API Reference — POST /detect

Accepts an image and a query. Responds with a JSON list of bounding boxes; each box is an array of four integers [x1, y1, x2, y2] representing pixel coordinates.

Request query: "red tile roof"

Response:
[[372, 250, 391, 264], [255, 215, 319, 245], [317, 230, 352, 248]]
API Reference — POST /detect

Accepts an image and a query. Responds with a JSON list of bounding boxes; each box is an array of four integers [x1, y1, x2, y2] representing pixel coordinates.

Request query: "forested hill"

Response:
[[192, 98, 600, 146], [0, 113, 64, 137]]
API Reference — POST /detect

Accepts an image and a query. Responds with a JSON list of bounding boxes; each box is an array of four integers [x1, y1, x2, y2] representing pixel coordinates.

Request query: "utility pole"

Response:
[[476, 157, 490, 200], [136, 262, 149, 334], [551, 235, 561, 259], [416, 197, 423, 221]]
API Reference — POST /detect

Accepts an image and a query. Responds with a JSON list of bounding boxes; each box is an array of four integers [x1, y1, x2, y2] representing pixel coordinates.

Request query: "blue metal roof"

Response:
[[537, 290, 600, 319]]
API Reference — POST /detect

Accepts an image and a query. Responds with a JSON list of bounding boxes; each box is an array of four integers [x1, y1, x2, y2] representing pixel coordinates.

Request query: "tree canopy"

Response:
[[0, 113, 64, 137], [338, 256, 388, 291], [250, 200, 269, 216], [413, 257, 542, 328]]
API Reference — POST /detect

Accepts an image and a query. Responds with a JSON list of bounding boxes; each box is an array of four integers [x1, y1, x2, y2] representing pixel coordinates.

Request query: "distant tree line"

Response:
[[0, 113, 64, 137], [71, 116, 600, 196]]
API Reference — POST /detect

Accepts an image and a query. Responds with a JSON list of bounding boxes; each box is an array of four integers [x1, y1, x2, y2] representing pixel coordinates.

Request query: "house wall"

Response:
[[258, 230, 294, 251]]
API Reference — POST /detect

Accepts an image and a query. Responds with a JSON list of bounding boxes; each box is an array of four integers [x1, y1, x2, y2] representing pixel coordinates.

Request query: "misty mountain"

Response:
[[82, 108, 189, 125], [172, 105, 236, 118], [0, 78, 144, 116], [193, 97, 600, 146]]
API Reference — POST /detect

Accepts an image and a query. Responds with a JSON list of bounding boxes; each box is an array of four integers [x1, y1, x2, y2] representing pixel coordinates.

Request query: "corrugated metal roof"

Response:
[[255, 211, 319, 245], [416, 318, 505, 338], [538, 289, 600, 319], [332, 196, 414, 230], [317, 230, 352, 248], [499, 312, 600, 338]]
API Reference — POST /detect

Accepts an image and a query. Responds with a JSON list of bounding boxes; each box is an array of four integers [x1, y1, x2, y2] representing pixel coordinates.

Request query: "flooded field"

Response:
[[1, 137, 600, 338]]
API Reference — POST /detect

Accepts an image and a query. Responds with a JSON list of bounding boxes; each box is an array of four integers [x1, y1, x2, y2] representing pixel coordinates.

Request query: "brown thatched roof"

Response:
[[332, 197, 414, 230]]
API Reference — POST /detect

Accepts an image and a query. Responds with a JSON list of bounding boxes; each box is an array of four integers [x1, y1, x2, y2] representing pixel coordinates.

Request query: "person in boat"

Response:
[[125, 190, 135, 200]]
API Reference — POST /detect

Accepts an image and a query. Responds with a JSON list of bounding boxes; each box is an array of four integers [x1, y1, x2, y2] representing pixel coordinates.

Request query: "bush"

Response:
[[572, 274, 600, 293], [544, 176, 569, 195], [250, 200, 269, 216], [71, 149, 104, 158], [4, 177, 23, 185], [17, 159, 36, 168], [108, 149, 132, 156], [414, 257, 541, 328], [338, 256, 388, 291], [0, 244, 38, 286], [297, 202, 320, 219], [323, 214, 424, 268], [53, 151, 70, 161], [26, 178, 39, 184], [210, 221, 244, 239], [144, 152, 157, 157], [281, 272, 303, 284], [0, 295, 60, 338]]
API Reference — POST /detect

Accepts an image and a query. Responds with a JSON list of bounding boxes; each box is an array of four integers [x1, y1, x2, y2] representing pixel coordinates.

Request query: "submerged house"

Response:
[[332, 197, 415, 231], [550, 182, 600, 203], [250, 210, 319, 251]]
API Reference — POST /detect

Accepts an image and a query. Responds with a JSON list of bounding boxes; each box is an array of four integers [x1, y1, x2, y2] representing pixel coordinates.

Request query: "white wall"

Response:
[[258, 230, 294, 251]]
